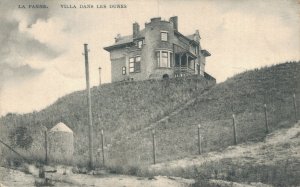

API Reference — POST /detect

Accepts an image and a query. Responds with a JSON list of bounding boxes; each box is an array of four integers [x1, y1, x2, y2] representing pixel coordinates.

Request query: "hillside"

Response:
[[0, 75, 214, 166], [105, 61, 299, 171], [0, 61, 299, 172], [145, 121, 300, 187]]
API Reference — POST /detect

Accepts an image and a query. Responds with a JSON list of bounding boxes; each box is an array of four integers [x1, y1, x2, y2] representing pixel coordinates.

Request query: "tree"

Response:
[[9, 126, 33, 150]]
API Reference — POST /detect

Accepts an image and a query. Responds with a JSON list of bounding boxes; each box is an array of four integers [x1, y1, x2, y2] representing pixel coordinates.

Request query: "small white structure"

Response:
[[48, 122, 74, 165]]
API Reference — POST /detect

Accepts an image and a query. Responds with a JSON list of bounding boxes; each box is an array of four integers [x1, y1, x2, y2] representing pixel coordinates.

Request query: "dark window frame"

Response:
[[156, 50, 173, 68], [161, 31, 168, 41], [122, 66, 126, 75], [137, 40, 143, 48], [129, 56, 141, 73]]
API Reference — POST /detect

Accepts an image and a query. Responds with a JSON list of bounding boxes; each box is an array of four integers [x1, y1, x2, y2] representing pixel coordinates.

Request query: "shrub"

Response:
[[9, 126, 33, 150]]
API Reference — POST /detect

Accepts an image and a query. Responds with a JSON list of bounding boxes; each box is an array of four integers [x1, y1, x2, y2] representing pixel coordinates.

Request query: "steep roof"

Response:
[[104, 29, 146, 51], [50, 122, 73, 133], [174, 31, 199, 45], [114, 35, 133, 46], [186, 34, 195, 41]]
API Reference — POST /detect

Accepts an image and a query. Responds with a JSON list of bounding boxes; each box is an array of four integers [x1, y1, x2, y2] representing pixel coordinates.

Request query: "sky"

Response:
[[0, 0, 299, 116]]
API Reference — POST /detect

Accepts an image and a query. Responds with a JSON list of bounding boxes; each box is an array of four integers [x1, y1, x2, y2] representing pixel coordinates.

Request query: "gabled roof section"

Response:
[[174, 30, 199, 45], [186, 34, 195, 41], [104, 29, 145, 52], [115, 35, 133, 45]]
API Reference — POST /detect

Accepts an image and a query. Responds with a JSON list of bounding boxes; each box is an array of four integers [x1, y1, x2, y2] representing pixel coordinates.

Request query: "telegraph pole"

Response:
[[232, 114, 237, 145], [101, 129, 105, 166], [294, 93, 298, 122], [83, 44, 94, 169], [152, 129, 156, 165], [98, 67, 102, 86], [44, 131, 48, 164], [264, 104, 269, 133], [197, 124, 202, 155]]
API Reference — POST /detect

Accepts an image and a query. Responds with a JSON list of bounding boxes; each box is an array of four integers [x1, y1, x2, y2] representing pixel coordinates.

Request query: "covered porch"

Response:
[[173, 45, 197, 77]]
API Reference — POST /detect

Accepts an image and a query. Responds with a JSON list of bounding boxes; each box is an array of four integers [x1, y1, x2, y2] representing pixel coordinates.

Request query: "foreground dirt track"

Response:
[[0, 167, 194, 187]]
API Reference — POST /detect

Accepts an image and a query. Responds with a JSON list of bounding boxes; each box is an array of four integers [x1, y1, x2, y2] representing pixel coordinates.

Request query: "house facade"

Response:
[[104, 16, 212, 82]]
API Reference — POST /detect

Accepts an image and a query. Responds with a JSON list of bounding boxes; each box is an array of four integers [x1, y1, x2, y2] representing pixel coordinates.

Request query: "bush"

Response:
[[9, 126, 33, 150]]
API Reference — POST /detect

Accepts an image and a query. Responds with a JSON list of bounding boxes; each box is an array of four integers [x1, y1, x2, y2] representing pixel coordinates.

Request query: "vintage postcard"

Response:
[[0, 0, 299, 186]]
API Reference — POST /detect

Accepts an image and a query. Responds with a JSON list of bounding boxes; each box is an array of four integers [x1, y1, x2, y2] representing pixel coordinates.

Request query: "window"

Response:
[[135, 39, 144, 48], [156, 51, 160, 65], [161, 31, 168, 41], [156, 50, 173, 68], [129, 58, 134, 73], [122, 67, 126, 75], [138, 40, 143, 48], [161, 52, 168, 67], [135, 56, 141, 72], [129, 56, 141, 73]]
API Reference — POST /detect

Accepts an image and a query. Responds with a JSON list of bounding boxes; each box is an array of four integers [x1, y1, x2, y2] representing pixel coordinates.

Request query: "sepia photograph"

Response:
[[0, 0, 299, 186]]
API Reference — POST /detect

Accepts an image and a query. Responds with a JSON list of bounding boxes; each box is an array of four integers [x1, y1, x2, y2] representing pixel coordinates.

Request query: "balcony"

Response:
[[174, 66, 195, 75]]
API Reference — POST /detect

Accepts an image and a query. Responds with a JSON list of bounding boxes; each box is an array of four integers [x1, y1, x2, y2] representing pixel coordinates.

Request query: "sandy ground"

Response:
[[0, 167, 34, 187], [0, 166, 194, 187]]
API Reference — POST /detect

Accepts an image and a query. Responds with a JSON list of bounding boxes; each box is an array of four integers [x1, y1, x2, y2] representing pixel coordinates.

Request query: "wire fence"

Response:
[[1, 92, 298, 169], [95, 93, 299, 168]]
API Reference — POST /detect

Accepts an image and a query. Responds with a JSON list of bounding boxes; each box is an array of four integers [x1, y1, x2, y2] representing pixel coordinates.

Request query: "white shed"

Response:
[[48, 122, 74, 165]]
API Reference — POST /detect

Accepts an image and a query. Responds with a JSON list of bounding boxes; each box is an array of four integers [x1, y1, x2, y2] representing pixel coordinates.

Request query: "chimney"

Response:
[[115, 34, 121, 43], [150, 17, 161, 23], [169, 16, 178, 31], [133, 22, 140, 38], [194, 30, 200, 41]]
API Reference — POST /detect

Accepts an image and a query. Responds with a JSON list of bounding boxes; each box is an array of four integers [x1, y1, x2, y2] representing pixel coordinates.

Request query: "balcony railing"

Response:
[[174, 66, 195, 75]]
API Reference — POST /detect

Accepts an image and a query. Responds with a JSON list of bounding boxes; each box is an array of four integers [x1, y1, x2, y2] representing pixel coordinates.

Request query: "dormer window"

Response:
[[161, 31, 168, 41], [138, 40, 143, 48]]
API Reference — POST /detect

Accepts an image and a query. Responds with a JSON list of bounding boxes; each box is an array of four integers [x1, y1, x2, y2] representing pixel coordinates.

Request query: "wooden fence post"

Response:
[[264, 104, 269, 134], [197, 124, 202, 155], [232, 114, 237, 145], [44, 131, 48, 164], [293, 93, 298, 122], [101, 129, 105, 166], [152, 129, 156, 165]]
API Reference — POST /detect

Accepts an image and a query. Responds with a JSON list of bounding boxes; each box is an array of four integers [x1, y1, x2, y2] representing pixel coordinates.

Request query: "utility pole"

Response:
[[83, 44, 94, 169], [264, 104, 269, 133], [197, 124, 202, 155], [293, 93, 298, 122], [152, 129, 156, 165], [98, 67, 102, 86], [232, 114, 237, 145], [101, 129, 105, 166], [44, 131, 48, 164]]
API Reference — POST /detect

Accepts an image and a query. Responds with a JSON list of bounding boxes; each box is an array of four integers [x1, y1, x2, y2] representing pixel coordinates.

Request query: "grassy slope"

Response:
[[106, 62, 300, 172], [0, 61, 299, 172], [145, 121, 300, 187], [0, 76, 213, 165]]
